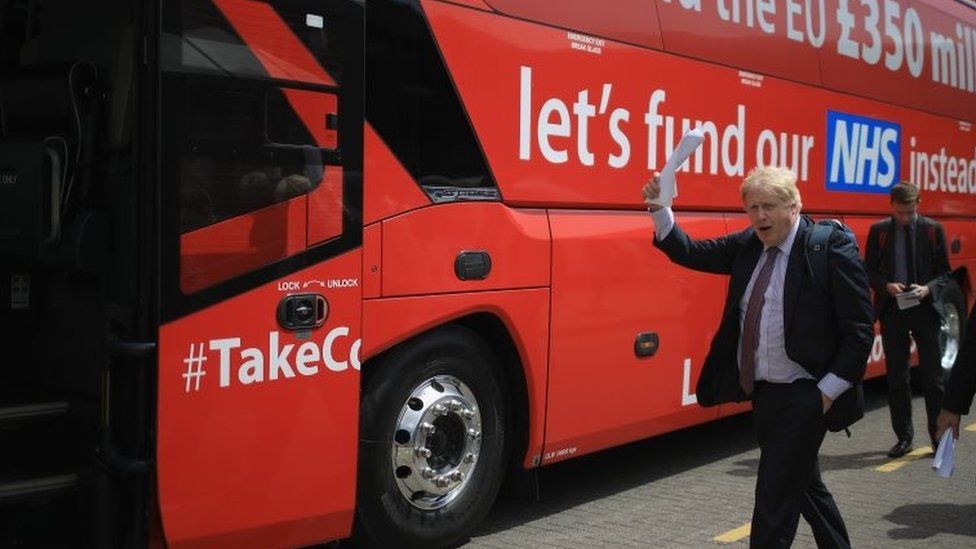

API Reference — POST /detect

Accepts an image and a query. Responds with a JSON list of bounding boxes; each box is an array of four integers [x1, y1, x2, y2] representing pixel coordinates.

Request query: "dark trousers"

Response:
[[750, 380, 850, 549], [880, 303, 944, 443]]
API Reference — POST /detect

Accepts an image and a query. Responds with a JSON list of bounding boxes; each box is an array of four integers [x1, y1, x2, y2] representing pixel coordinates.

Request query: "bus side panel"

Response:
[[476, 1, 976, 124], [484, 0, 664, 49], [425, 1, 976, 217], [543, 212, 724, 463], [940, 219, 976, 267], [362, 289, 550, 468], [381, 203, 550, 297], [363, 122, 430, 226], [157, 252, 361, 548], [655, 0, 822, 86]]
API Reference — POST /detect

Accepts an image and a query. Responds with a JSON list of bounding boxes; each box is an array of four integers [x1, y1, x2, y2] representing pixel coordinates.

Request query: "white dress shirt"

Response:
[[651, 207, 851, 400]]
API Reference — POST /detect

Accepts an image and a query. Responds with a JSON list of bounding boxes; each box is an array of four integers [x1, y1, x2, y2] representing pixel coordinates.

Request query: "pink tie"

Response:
[[740, 247, 779, 395]]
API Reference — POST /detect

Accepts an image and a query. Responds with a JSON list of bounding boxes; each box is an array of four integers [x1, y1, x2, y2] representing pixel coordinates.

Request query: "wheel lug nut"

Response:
[[463, 453, 475, 463], [433, 404, 447, 416], [450, 471, 464, 482], [467, 428, 481, 439], [415, 447, 432, 458], [449, 399, 462, 412], [421, 467, 435, 479], [462, 409, 474, 420], [421, 422, 436, 435]]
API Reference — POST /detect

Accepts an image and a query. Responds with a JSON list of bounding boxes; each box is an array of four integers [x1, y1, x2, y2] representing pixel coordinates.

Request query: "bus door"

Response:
[[155, 1, 363, 546]]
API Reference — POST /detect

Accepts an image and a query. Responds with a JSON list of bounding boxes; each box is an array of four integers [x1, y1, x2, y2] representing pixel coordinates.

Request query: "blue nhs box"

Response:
[[826, 111, 901, 194]]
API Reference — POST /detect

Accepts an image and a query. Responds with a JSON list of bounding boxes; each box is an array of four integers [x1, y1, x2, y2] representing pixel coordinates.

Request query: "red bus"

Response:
[[1, 0, 974, 547]]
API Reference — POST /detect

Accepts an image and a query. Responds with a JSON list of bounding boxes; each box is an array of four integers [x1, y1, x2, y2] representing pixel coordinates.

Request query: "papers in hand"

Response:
[[649, 128, 705, 209], [895, 290, 921, 310], [932, 429, 955, 478]]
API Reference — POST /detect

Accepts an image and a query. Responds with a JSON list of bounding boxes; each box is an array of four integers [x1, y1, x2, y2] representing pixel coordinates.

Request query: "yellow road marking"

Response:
[[714, 523, 751, 543], [874, 446, 933, 472], [966, 422, 976, 433]]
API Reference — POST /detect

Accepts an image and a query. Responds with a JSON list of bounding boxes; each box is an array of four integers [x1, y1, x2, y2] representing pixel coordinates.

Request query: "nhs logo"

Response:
[[826, 111, 900, 193]]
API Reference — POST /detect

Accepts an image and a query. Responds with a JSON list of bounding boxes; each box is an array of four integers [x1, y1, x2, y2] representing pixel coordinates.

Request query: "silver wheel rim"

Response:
[[391, 375, 482, 510], [940, 302, 961, 370]]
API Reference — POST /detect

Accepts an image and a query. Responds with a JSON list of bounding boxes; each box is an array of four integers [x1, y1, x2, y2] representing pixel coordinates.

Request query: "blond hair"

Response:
[[740, 166, 801, 208]]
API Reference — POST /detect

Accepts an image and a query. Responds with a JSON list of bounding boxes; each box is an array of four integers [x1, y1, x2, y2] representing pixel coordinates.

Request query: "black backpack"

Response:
[[805, 218, 865, 435], [805, 218, 859, 293]]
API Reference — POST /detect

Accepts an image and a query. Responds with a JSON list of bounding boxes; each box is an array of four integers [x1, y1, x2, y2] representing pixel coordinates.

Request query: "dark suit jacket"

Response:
[[654, 216, 874, 427], [864, 215, 951, 318], [945, 303, 976, 415]]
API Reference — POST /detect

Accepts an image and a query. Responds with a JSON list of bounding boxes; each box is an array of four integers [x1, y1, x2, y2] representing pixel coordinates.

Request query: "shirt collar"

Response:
[[765, 217, 800, 257]]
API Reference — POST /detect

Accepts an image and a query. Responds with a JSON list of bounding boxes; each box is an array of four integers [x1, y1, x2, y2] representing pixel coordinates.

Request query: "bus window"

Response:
[[162, 0, 354, 295], [176, 79, 331, 234], [266, 87, 339, 151]]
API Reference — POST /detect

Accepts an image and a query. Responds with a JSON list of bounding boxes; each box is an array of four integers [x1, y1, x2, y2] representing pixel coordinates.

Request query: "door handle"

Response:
[[277, 293, 328, 331]]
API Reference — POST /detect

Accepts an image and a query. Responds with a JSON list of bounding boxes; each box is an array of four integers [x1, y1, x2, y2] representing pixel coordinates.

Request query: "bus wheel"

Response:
[[937, 281, 966, 379], [354, 326, 509, 548]]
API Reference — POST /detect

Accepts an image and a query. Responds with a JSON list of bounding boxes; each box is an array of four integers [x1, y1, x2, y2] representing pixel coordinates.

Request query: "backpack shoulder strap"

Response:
[[807, 221, 834, 293]]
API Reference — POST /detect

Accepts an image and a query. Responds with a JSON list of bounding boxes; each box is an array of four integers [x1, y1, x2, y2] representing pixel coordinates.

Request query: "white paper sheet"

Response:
[[649, 128, 705, 208], [932, 429, 955, 478], [895, 291, 921, 310]]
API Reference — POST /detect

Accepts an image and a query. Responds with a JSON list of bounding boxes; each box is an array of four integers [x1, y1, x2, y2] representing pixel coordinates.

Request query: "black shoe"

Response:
[[887, 439, 913, 458]]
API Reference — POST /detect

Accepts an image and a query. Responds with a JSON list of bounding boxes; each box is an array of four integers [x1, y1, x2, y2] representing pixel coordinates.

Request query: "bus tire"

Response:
[[936, 280, 966, 382], [353, 325, 509, 548]]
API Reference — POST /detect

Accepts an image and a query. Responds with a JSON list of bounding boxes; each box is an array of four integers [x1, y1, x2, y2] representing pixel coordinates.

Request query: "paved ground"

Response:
[[466, 379, 976, 548]]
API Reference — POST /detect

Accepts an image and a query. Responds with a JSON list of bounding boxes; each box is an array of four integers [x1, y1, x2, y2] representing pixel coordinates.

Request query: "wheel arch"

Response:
[[360, 312, 532, 472]]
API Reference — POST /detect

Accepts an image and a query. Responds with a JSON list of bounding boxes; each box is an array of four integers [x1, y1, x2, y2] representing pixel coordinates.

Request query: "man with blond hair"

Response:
[[642, 167, 873, 548]]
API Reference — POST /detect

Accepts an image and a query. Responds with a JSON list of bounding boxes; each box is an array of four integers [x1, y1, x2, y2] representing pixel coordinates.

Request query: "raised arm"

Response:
[[642, 173, 743, 275]]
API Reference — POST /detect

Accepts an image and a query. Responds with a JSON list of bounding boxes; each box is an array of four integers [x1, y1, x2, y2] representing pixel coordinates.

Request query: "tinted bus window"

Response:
[[161, 0, 356, 297]]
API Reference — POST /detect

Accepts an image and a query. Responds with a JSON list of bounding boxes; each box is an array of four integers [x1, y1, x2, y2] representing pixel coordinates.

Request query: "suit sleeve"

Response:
[[924, 221, 952, 298], [945, 304, 976, 415], [652, 220, 744, 275], [864, 223, 888, 296], [827, 230, 875, 383]]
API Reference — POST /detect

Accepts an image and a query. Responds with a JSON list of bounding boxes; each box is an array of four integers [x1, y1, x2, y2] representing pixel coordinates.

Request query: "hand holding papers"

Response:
[[895, 288, 922, 310], [647, 128, 705, 209], [932, 428, 955, 478], [895, 290, 920, 310]]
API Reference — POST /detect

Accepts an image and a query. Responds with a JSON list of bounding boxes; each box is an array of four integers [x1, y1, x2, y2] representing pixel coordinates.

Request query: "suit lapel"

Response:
[[884, 217, 896, 279], [783, 219, 809, 336]]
